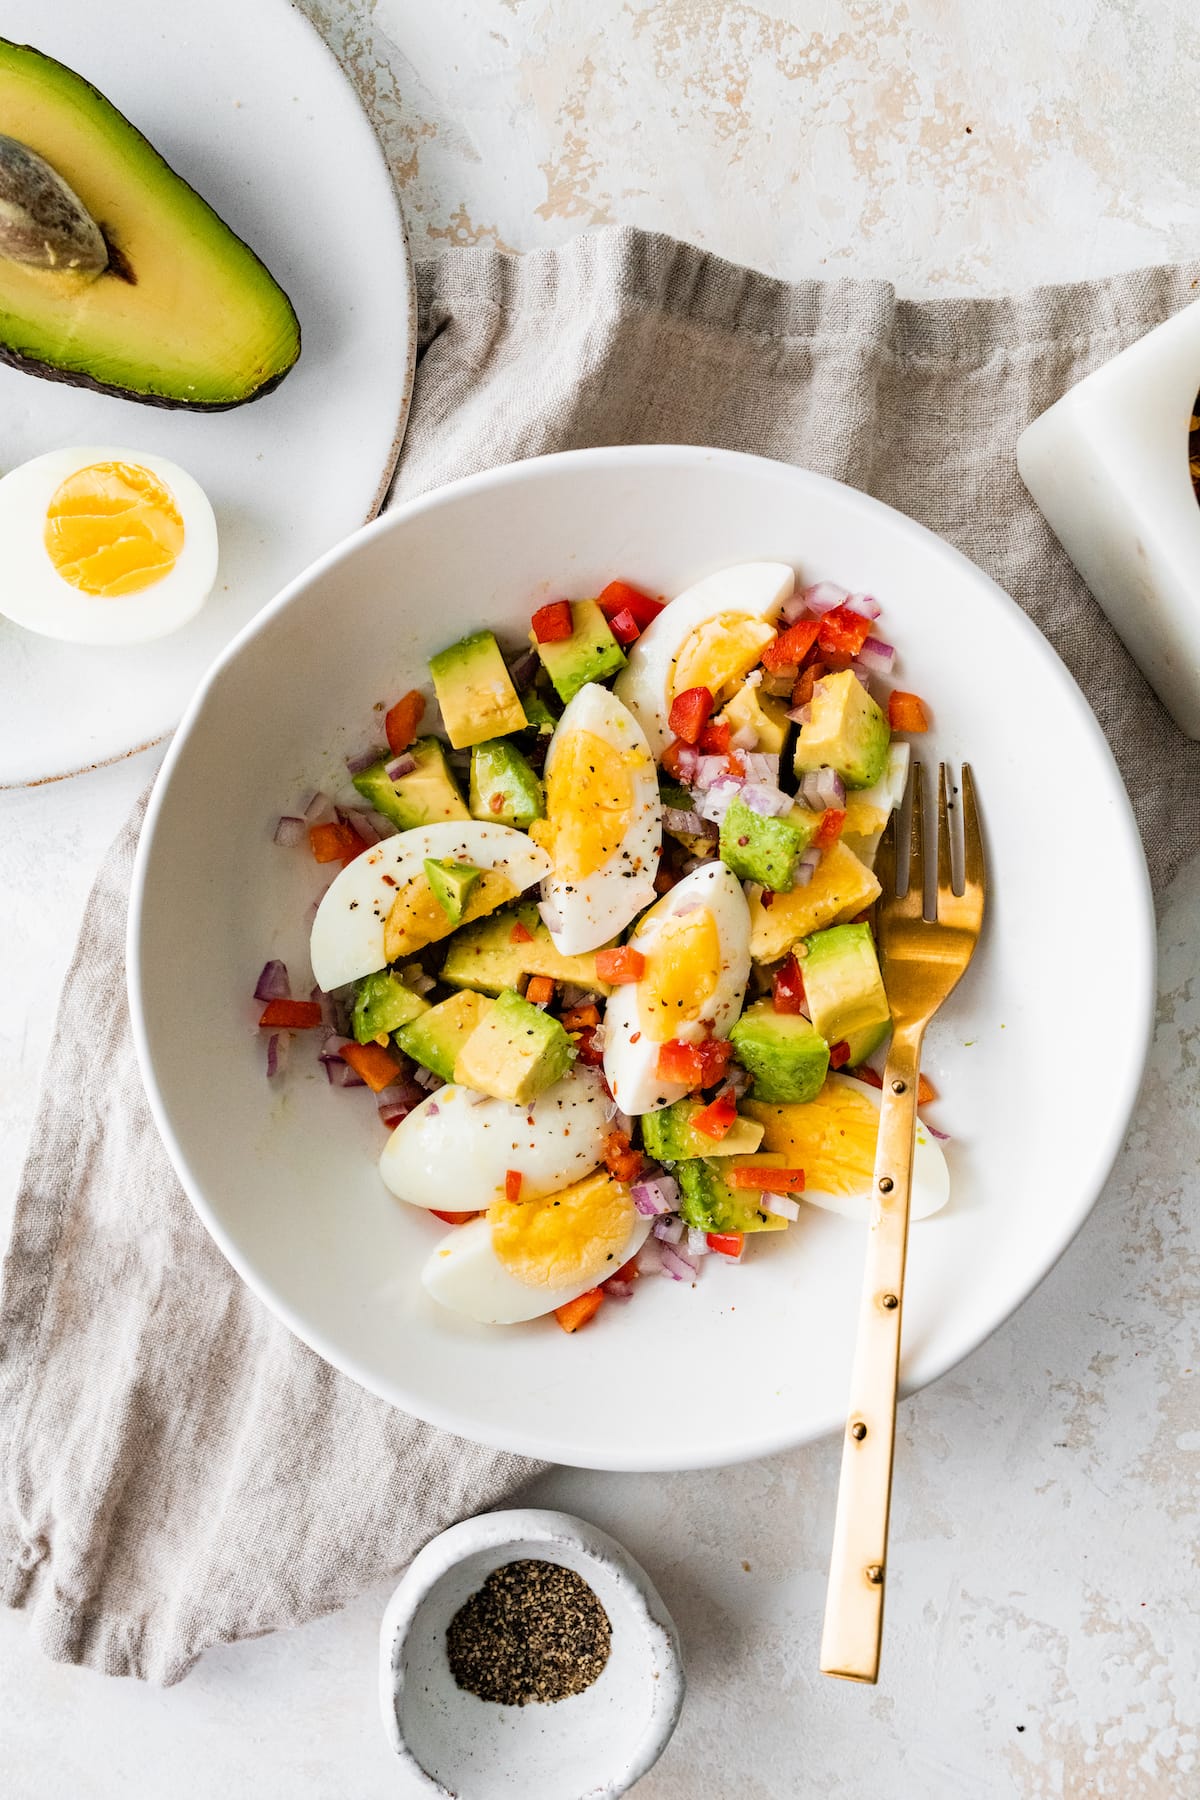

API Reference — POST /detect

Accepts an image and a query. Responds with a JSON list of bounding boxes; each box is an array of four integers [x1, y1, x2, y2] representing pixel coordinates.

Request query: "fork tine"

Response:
[[875, 809, 898, 898], [907, 761, 926, 910], [937, 764, 955, 899], [960, 763, 985, 895]]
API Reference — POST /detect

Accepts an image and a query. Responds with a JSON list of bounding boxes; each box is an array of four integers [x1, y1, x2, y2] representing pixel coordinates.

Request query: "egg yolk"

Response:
[[670, 614, 777, 704], [531, 728, 635, 880], [744, 1080, 880, 1196], [44, 461, 186, 598], [637, 906, 720, 1041], [488, 1169, 634, 1289], [384, 867, 517, 960]]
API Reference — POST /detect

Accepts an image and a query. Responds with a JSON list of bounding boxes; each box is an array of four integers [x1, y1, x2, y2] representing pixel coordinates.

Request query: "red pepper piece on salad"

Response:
[[691, 1087, 740, 1139], [828, 1040, 851, 1070], [384, 689, 425, 756], [257, 998, 323, 1030], [555, 1289, 604, 1333], [597, 580, 664, 630], [695, 1035, 734, 1088], [574, 1026, 605, 1067], [667, 685, 715, 745], [727, 1165, 806, 1192], [918, 1073, 938, 1104], [525, 975, 556, 1007], [762, 618, 820, 672], [817, 605, 872, 660], [430, 1209, 481, 1225], [813, 807, 846, 850], [656, 1038, 705, 1088], [531, 600, 574, 643], [772, 953, 806, 1014], [660, 737, 696, 782], [594, 945, 646, 984], [706, 1231, 745, 1259], [504, 1169, 523, 1203], [309, 820, 367, 865], [791, 661, 827, 709], [603, 1131, 644, 1184], [605, 606, 642, 646], [697, 718, 731, 755], [888, 690, 929, 732], [850, 1066, 884, 1090], [561, 1002, 601, 1032], [340, 1040, 404, 1091], [510, 918, 535, 944]]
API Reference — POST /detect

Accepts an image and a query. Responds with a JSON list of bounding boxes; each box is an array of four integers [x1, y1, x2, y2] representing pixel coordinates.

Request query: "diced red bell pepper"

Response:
[[531, 600, 573, 643], [340, 1039, 403, 1092], [697, 718, 731, 755], [691, 1087, 740, 1140], [814, 807, 845, 850], [384, 689, 425, 756], [817, 605, 872, 660], [918, 1073, 938, 1104], [606, 1255, 641, 1287], [762, 618, 821, 672], [656, 1038, 705, 1087], [597, 580, 664, 630], [653, 863, 680, 894], [574, 1026, 605, 1067], [603, 1131, 644, 1184], [667, 686, 715, 746], [555, 1288, 604, 1333], [888, 690, 929, 732], [772, 953, 806, 1014], [791, 662, 826, 709], [257, 998, 323, 1030], [605, 607, 642, 646], [561, 1002, 601, 1032], [430, 1209, 481, 1225], [850, 1066, 884, 1090], [309, 820, 366, 865], [660, 737, 696, 781], [706, 1231, 745, 1259], [829, 1040, 851, 1070], [510, 918, 535, 944], [504, 1169, 523, 1204], [695, 1035, 734, 1088], [525, 975, 556, 1007], [727, 1165, 806, 1191], [595, 945, 646, 985]]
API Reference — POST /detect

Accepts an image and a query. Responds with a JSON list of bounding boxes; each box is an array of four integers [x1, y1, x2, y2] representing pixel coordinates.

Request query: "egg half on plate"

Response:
[[0, 446, 218, 644], [614, 561, 795, 755]]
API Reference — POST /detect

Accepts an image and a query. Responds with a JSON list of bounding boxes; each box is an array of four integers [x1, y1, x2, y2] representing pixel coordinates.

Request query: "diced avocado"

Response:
[[469, 739, 545, 829], [352, 970, 430, 1044], [719, 795, 818, 891], [641, 1099, 765, 1162], [729, 999, 830, 1103], [0, 42, 299, 408], [395, 990, 493, 1082], [802, 923, 890, 1063], [521, 688, 559, 735], [424, 858, 481, 926], [793, 670, 890, 790], [430, 631, 527, 750], [675, 1154, 791, 1234], [454, 987, 575, 1103], [747, 842, 882, 961], [841, 743, 911, 869], [532, 600, 627, 704], [352, 737, 469, 831], [721, 681, 790, 754], [440, 902, 612, 996]]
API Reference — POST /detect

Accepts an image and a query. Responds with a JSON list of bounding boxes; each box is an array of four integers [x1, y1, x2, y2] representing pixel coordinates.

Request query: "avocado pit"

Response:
[[0, 133, 108, 275]]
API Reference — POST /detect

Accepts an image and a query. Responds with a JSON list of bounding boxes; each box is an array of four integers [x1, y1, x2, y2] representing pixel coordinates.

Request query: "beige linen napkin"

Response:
[[4, 228, 1199, 1686]]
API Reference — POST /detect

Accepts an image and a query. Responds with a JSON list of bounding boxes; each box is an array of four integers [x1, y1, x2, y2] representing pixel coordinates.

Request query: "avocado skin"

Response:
[[0, 340, 296, 410]]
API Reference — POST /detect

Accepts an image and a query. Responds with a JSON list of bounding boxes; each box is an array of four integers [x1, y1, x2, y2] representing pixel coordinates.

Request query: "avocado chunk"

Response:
[[729, 999, 830, 1103], [719, 795, 818, 891], [532, 600, 627, 704], [395, 990, 493, 1082], [675, 1154, 791, 1234], [352, 970, 430, 1044], [440, 902, 612, 996], [454, 987, 575, 1103], [430, 631, 527, 750], [802, 923, 890, 1064], [521, 688, 559, 736], [720, 680, 790, 755], [793, 670, 890, 791], [641, 1099, 765, 1162], [469, 739, 545, 828], [353, 737, 470, 833], [0, 41, 299, 408], [424, 858, 482, 926]]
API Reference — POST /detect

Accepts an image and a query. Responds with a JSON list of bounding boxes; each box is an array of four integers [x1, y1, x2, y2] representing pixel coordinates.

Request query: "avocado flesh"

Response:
[[0, 40, 300, 408]]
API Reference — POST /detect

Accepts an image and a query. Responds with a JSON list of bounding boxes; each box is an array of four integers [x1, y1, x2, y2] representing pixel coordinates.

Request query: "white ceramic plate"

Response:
[[0, 0, 414, 787], [128, 448, 1156, 1472]]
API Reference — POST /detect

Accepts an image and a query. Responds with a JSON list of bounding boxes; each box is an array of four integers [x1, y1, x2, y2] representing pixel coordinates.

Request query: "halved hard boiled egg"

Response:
[[421, 1168, 650, 1324], [310, 820, 551, 992], [379, 1067, 612, 1211], [603, 860, 752, 1115], [532, 681, 661, 955], [743, 1074, 949, 1221], [0, 446, 218, 643], [614, 562, 795, 755]]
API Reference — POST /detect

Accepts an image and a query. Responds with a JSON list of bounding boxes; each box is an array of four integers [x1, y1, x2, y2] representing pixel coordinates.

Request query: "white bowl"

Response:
[[379, 1509, 684, 1798], [128, 446, 1155, 1470]]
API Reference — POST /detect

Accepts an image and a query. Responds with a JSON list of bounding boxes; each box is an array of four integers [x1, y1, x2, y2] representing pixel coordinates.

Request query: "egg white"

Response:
[[538, 681, 661, 956], [800, 1077, 949, 1221], [421, 1205, 651, 1324], [379, 1067, 612, 1210], [603, 861, 752, 1115], [310, 820, 551, 992], [613, 562, 795, 755], [0, 446, 218, 645]]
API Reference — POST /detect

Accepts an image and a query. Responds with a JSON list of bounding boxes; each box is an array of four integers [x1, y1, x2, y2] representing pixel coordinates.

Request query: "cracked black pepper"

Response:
[[445, 1558, 612, 1705]]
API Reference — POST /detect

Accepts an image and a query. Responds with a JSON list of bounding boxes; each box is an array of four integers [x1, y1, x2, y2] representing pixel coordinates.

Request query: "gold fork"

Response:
[[819, 763, 985, 1684]]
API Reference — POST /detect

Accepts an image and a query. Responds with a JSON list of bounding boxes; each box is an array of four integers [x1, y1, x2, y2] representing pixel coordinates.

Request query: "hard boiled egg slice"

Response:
[[380, 1067, 612, 1210], [310, 820, 551, 992], [0, 446, 217, 644], [743, 1074, 949, 1221], [603, 861, 752, 1115], [422, 1168, 650, 1324], [531, 681, 661, 956], [842, 743, 911, 870], [613, 562, 795, 755]]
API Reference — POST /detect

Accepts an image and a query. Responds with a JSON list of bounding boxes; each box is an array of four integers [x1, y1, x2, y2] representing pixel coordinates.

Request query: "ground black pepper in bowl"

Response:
[[446, 1558, 612, 1706]]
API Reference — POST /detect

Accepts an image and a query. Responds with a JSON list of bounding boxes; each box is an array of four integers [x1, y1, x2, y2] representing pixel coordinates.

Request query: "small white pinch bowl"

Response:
[[379, 1509, 685, 1799]]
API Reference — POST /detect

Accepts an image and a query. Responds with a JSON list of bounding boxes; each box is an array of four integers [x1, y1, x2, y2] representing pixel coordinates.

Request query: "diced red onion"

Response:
[[631, 1174, 679, 1216], [925, 1123, 952, 1142], [508, 649, 540, 693], [660, 1243, 698, 1282], [694, 754, 735, 791], [740, 783, 793, 819], [604, 1278, 636, 1303], [401, 963, 437, 995], [560, 982, 595, 1008], [320, 1035, 363, 1087], [696, 778, 742, 825], [857, 635, 896, 675], [779, 591, 809, 623], [801, 581, 848, 615], [800, 768, 845, 810], [787, 703, 813, 726], [303, 790, 337, 826], [254, 959, 291, 1002], [265, 1032, 289, 1078], [681, 853, 718, 874], [273, 815, 306, 848], [310, 987, 334, 1030], [725, 1065, 753, 1099], [346, 746, 386, 776], [844, 592, 881, 620], [742, 753, 780, 784], [413, 1066, 444, 1091], [669, 743, 700, 784], [760, 1191, 801, 1221], [728, 724, 759, 751], [795, 846, 822, 887], [339, 807, 382, 847], [686, 1227, 710, 1258], [653, 1216, 685, 1244], [425, 1101, 440, 1118], [636, 1237, 665, 1277], [849, 665, 871, 690], [663, 806, 718, 840], [386, 755, 417, 782]]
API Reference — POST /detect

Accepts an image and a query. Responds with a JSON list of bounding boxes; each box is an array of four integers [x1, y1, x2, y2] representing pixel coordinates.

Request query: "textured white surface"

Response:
[[2, 1, 1199, 1794]]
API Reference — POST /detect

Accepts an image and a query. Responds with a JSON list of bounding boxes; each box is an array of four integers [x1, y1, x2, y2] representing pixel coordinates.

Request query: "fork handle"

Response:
[[819, 1027, 924, 1683]]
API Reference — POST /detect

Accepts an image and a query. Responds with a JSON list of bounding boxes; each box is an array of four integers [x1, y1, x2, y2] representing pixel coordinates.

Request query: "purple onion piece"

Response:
[[346, 746, 388, 776], [386, 755, 417, 782], [926, 1123, 952, 1142], [653, 1215, 685, 1244], [779, 591, 809, 623], [508, 649, 540, 694], [686, 1226, 711, 1257], [760, 1191, 801, 1221], [739, 783, 793, 819], [663, 806, 719, 840], [303, 790, 337, 827], [338, 807, 382, 847], [857, 635, 896, 675], [631, 1174, 679, 1216], [265, 1032, 289, 1079], [787, 703, 813, 726], [660, 1242, 698, 1281], [254, 959, 291, 1002], [273, 815, 306, 848], [844, 592, 881, 620], [800, 768, 845, 811], [604, 1278, 636, 1303], [795, 846, 822, 888], [801, 581, 848, 615]]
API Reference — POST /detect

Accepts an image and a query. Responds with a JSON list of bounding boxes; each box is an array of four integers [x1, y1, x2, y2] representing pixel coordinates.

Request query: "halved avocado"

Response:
[[0, 40, 300, 408]]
